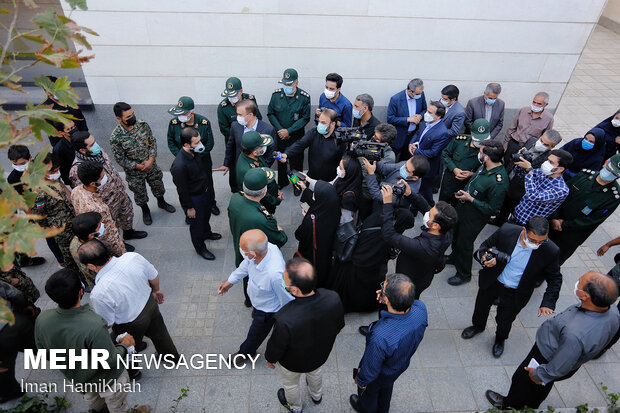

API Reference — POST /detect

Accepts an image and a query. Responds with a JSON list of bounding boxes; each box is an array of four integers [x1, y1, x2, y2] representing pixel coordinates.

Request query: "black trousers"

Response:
[[503, 343, 578, 409], [358, 374, 398, 413], [239, 308, 275, 356], [418, 175, 436, 207], [229, 160, 239, 193], [0, 312, 35, 397], [277, 137, 304, 187], [183, 192, 214, 253], [113, 295, 178, 358], [549, 226, 597, 265], [201, 154, 217, 207], [472, 280, 524, 340], [496, 192, 520, 224]]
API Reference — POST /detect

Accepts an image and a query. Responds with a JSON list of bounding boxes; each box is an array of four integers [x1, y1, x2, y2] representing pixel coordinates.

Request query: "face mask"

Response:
[[581, 139, 594, 150], [478, 152, 485, 163], [352, 109, 363, 119], [473, 140, 483, 148], [540, 160, 556, 176], [413, 94, 422, 100], [324, 89, 336, 99], [178, 113, 191, 123], [12, 162, 29, 172], [599, 168, 617, 182], [237, 115, 248, 126], [98, 173, 108, 188], [612, 119, 620, 128], [317, 123, 329, 135], [534, 139, 548, 153], [282, 85, 294, 95], [257, 146, 267, 156], [485, 98, 496, 105], [95, 222, 105, 237], [531, 104, 544, 113], [47, 171, 61, 181], [399, 164, 410, 180], [423, 112, 434, 123], [422, 211, 432, 229], [440, 98, 451, 107], [193, 142, 205, 153], [52, 94, 59, 100], [336, 166, 345, 179], [229, 95, 240, 104], [523, 233, 540, 250], [239, 247, 254, 262], [573, 280, 583, 303], [124, 115, 137, 126], [90, 142, 101, 156]]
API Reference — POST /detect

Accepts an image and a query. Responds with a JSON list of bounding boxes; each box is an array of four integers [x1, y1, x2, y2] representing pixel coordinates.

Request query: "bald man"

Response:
[[218, 229, 293, 360], [486, 272, 620, 410]]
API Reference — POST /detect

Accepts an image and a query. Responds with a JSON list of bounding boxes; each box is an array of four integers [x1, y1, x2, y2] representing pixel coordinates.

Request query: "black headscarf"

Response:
[[561, 128, 606, 174], [333, 155, 363, 212], [594, 109, 620, 160]]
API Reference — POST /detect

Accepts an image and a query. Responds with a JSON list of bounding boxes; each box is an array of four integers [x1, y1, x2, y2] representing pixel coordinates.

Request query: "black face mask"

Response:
[[124, 115, 137, 126]]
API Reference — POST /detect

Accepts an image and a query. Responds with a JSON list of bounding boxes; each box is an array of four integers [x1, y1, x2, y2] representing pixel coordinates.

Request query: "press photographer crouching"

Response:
[[461, 216, 562, 358]]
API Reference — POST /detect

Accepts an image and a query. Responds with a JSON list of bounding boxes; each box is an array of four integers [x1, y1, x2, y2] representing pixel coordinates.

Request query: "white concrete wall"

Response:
[[63, 0, 607, 109]]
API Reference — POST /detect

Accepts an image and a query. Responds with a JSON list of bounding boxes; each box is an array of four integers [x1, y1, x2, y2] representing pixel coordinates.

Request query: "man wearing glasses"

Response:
[[460, 216, 562, 358]]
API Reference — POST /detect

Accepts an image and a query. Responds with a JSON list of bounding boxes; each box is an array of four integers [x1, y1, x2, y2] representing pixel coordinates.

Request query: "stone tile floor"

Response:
[[2, 24, 620, 413]]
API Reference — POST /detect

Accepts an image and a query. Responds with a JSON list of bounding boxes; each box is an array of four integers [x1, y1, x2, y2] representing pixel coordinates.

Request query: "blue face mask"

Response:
[[282, 85, 294, 95], [90, 142, 101, 156], [317, 123, 329, 135], [581, 139, 595, 150], [352, 109, 363, 119], [599, 168, 617, 181], [399, 164, 410, 180], [485, 98, 496, 105], [413, 94, 422, 100]]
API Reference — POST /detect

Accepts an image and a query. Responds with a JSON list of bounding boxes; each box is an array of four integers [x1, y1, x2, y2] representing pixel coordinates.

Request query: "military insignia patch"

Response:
[[478, 126, 485, 133], [201, 119, 208, 125], [178, 100, 183, 107], [221, 101, 227, 107], [227, 82, 233, 89], [285, 72, 291, 79], [171, 119, 178, 125], [496, 174, 502, 182]]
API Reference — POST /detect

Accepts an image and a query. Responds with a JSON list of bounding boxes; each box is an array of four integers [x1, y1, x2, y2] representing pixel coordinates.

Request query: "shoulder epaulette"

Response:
[[274, 88, 282, 94], [248, 94, 255, 100], [455, 135, 468, 140], [300, 90, 310, 98], [496, 173, 503, 182], [260, 207, 272, 218], [171, 119, 178, 125], [201, 119, 208, 125], [221, 100, 228, 107], [582, 168, 596, 174], [612, 184, 620, 199]]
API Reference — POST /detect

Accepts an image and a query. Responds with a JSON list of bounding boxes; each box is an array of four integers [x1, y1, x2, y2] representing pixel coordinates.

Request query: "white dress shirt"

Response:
[[243, 118, 258, 134], [90, 252, 157, 326], [228, 243, 293, 313]]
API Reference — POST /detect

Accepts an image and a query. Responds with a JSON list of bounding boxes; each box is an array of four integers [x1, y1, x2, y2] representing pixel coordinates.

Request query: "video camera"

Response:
[[511, 150, 534, 163], [349, 141, 387, 162], [334, 127, 366, 143], [474, 247, 511, 266]]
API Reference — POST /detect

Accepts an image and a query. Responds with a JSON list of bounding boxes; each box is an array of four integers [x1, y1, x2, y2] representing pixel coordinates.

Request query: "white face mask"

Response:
[[256, 146, 266, 156], [12, 162, 29, 172], [96, 222, 105, 237], [540, 160, 556, 176], [573, 280, 583, 303], [531, 104, 544, 113], [193, 142, 205, 153], [522, 231, 540, 250], [423, 112, 435, 123], [178, 113, 192, 123], [324, 89, 336, 99], [478, 152, 486, 163], [237, 115, 248, 126], [612, 119, 620, 128], [98, 173, 108, 188], [422, 211, 432, 229], [229, 95, 240, 104], [440, 98, 451, 107], [336, 166, 345, 179], [239, 247, 254, 262], [47, 171, 61, 181], [534, 139, 548, 153]]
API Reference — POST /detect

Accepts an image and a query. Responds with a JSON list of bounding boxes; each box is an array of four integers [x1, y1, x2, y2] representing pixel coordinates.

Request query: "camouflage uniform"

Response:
[[71, 185, 126, 257], [0, 265, 40, 305], [69, 236, 96, 288], [31, 184, 78, 272], [110, 120, 165, 206], [69, 150, 134, 231]]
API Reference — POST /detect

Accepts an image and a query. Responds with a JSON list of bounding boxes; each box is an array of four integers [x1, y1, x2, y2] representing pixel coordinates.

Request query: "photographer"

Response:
[[279, 108, 345, 181], [352, 94, 381, 138], [461, 217, 562, 358]]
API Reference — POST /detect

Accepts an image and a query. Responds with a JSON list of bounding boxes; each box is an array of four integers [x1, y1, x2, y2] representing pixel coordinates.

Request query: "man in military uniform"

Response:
[[0, 264, 40, 307], [448, 140, 509, 286], [267, 68, 311, 188], [110, 102, 176, 225], [236, 131, 283, 213], [167, 96, 220, 216], [439, 119, 491, 206], [228, 168, 288, 307], [550, 154, 620, 264], [217, 77, 262, 143]]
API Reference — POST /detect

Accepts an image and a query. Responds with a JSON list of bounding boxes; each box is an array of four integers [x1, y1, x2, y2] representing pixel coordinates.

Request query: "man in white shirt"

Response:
[[218, 229, 293, 359], [78, 239, 178, 359]]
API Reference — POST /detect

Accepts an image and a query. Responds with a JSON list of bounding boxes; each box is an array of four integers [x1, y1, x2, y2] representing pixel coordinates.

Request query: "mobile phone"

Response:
[[301, 202, 310, 214], [288, 173, 300, 185]]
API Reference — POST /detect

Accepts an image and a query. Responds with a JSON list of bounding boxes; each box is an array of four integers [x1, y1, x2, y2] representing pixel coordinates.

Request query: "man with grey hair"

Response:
[[388, 78, 427, 160], [218, 229, 293, 359], [503, 92, 554, 165], [352, 93, 381, 138], [465, 82, 505, 139], [228, 168, 288, 307]]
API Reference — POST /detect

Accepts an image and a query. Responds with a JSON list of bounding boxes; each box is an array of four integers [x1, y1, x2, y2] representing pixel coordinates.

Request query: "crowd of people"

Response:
[[1, 70, 620, 413]]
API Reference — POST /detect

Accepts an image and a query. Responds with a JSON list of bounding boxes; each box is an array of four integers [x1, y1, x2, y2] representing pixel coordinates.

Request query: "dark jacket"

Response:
[[170, 149, 208, 209], [53, 138, 75, 186], [387, 90, 427, 150], [223, 120, 277, 168], [409, 119, 451, 178], [353, 114, 381, 139], [7, 169, 25, 195], [464, 95, 505, 139], [477, 223, 562, 309], [265, 289, 345, 372], [285, 128, 346, 181]]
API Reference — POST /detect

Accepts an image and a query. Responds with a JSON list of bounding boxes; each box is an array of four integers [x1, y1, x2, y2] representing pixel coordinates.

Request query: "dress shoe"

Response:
[[157, 197, 176, 213], [136, 341, 148, 352], [21, 256, 46, 267], [141, 205, 152, 225], [211, 204, 220, 216], [358, 325, 369, 336], [349, 394, 361, 412], [198, 249, 215, 260], [123, 229, 148, 240], [244, 298, 252, 308], [492, 339, 504, 358], [485, 389, 505, 407], [461, 326, 484, 339], [448, 274, 471, 286], [0, 390, 24, 403], [277, 388, 297, 412], [205, 232, 222, 241], [124, 242, 136, 252]]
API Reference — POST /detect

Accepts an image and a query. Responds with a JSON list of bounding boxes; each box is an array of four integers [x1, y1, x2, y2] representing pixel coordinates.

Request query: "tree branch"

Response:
[[0, 0, 19, 71]]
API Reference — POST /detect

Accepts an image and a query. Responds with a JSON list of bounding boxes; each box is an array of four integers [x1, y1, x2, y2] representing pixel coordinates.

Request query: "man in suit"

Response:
[[461, 217, 562, 358], [215, 99, 277, 193], [408, 101, 451, 205], [440, 85, 466, 139], [464, 82, 505, 140], [387, 78, 427, 161]]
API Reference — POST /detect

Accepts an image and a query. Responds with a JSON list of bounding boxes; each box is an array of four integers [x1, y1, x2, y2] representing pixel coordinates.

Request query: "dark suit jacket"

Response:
[[223, 120, 278, 168], [387, 90, 427, 150], [443, 101, 466, 138], [464, 95, 505, 139], [409, 120, 451, 178], [476, 223, 562, 310]]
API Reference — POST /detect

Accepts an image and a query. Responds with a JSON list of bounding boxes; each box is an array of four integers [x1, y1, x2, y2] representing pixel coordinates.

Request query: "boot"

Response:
[[141, 205, 152, 226], [157, 197, 176, 213], [123, 229, 148, 240]]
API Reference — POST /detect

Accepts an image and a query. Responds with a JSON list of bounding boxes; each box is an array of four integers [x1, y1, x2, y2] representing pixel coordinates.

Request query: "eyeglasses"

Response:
[[525, 232, 547, 246]]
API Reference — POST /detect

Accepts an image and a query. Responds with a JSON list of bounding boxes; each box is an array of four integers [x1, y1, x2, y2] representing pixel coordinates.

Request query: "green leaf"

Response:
[[32, 9, 71, 48], [0, 8, 9, 14], [64, 0, 88, 10], [22, 34, 46, 44], [34, 75, 79, 108]]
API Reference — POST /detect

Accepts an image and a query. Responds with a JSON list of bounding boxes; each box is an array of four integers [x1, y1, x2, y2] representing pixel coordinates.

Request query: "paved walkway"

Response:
[[3, 25, 620, 413]]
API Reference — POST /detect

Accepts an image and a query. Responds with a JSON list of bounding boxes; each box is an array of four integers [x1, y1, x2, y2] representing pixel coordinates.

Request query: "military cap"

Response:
[[168, 96, 195, 115], [471, 118, 491, 141], [278, 68, 298, 85], [221, 77, 242, 97], [244, 167, 274, 190], [604, 153, 620, 178], [241, 131, 273, 149]]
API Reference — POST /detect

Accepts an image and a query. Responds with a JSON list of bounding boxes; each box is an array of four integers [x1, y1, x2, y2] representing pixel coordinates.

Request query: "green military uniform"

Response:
[[267, 68, 311, 186], [550, 167, 620, 264], [110, 120, 165, 206], [451, 164, 509, 280], [217, 77, 262, 142], [0, 265, 40, 306]]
